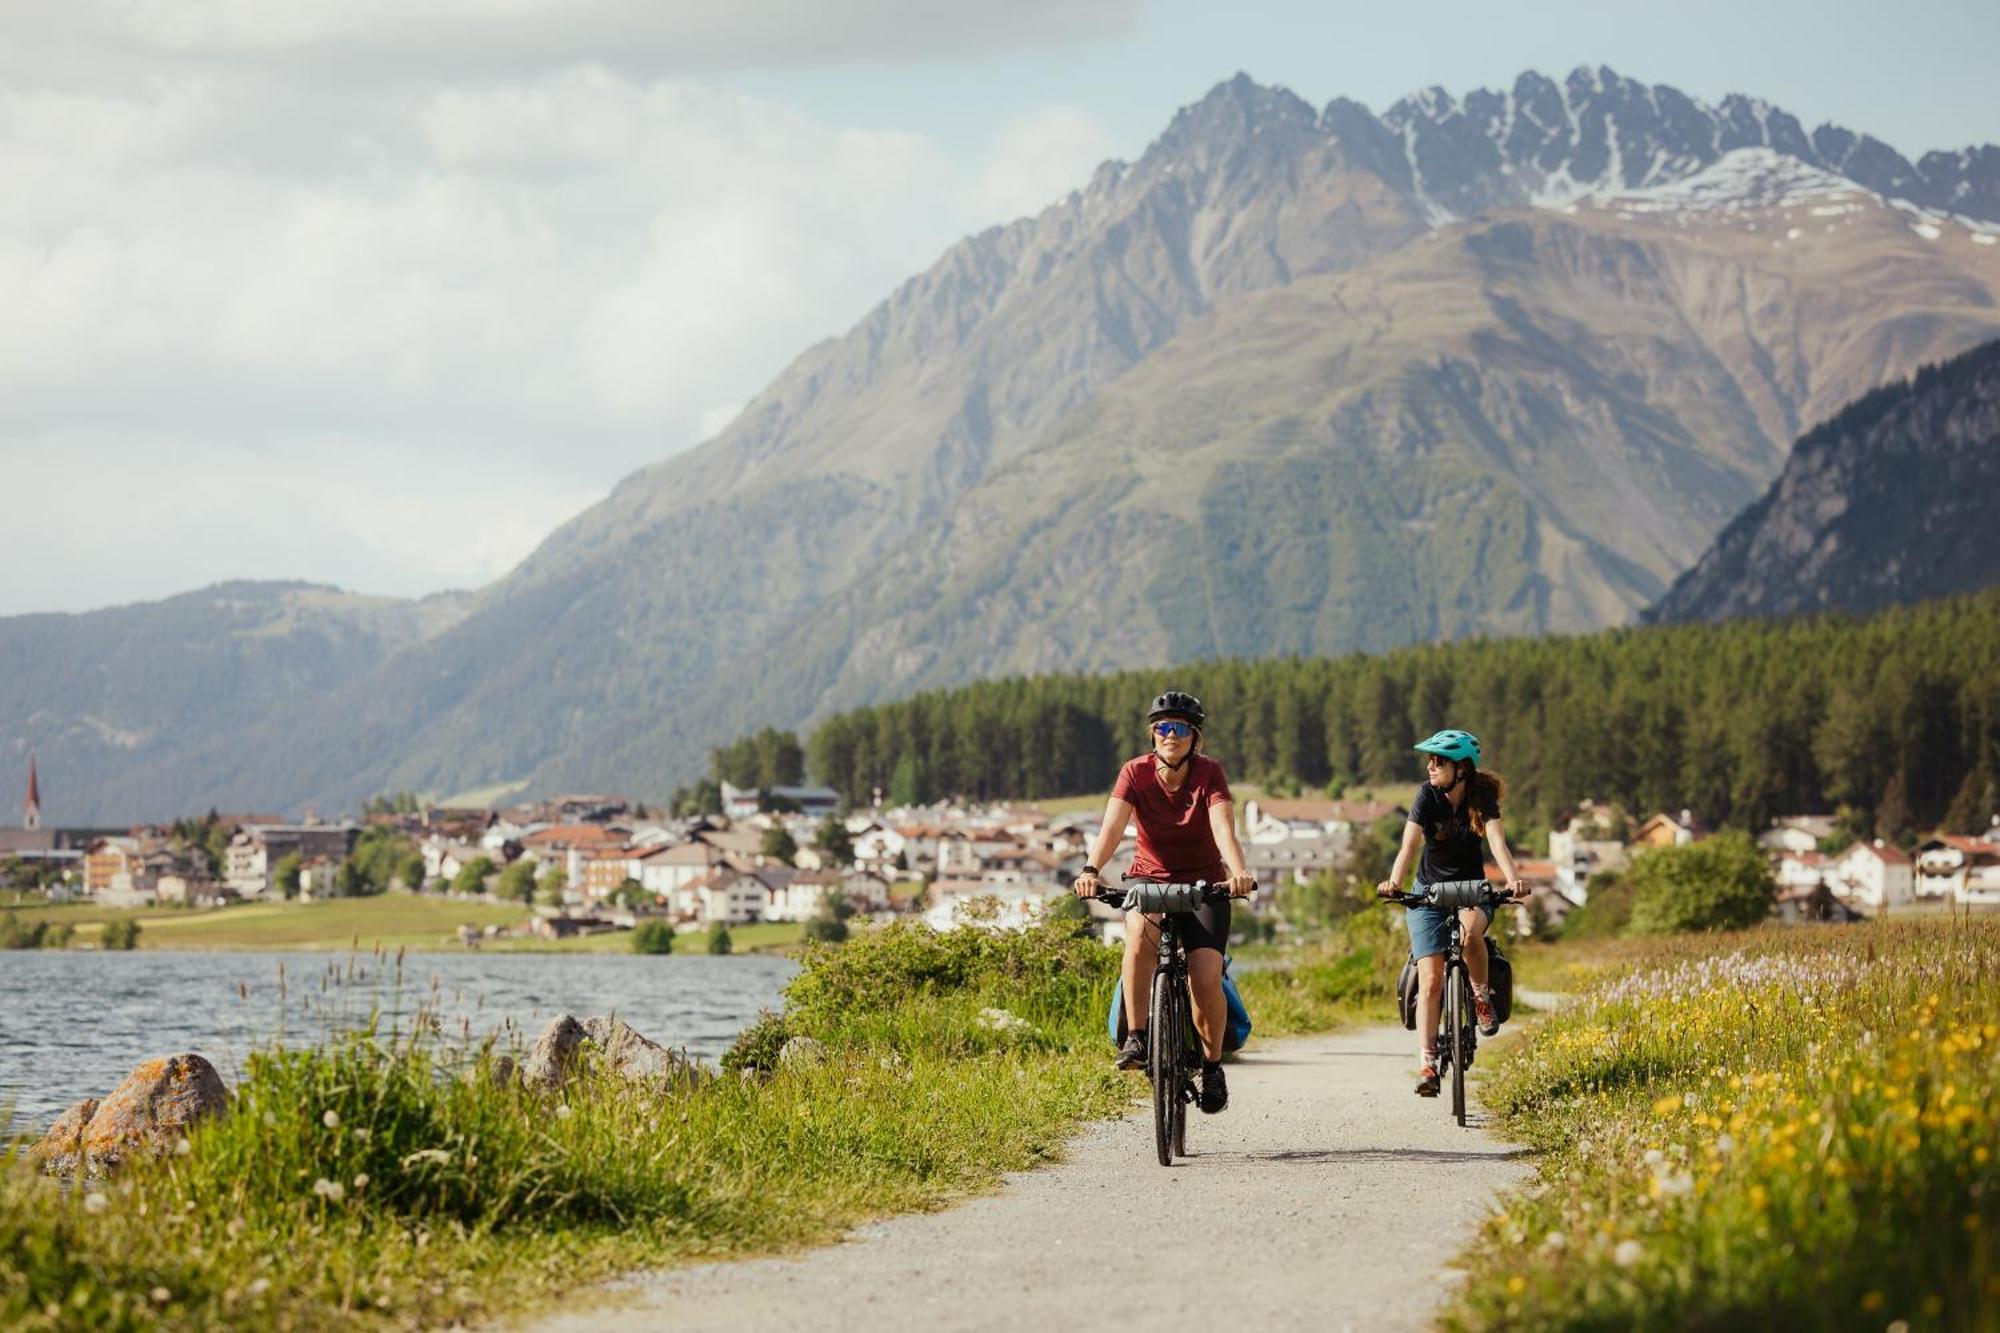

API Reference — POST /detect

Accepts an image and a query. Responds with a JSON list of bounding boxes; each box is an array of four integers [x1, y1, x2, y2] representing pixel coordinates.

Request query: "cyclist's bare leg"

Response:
[[1415, 953, 1446, 1053], [1459, 907, 1489, 989], [1187, 948, 1227, 1062], [1121, 912, 1162, 1031]]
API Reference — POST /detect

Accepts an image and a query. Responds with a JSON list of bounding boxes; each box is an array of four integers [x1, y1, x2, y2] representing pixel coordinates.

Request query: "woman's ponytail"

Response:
[[1464, 764, 1506, 835]]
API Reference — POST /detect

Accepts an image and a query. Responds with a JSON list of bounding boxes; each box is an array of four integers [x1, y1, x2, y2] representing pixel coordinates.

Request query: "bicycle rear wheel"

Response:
[[1149, 967, 1176, 1165], [1448, 967, 1469, 1126]]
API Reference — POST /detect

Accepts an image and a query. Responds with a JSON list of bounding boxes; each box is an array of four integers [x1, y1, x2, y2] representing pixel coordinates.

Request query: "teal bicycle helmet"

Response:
[[1413, 728, 1481, 764]]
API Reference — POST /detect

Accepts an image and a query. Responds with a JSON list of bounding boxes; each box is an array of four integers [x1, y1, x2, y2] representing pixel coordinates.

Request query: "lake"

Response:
[[0, 949, 797, 1132]]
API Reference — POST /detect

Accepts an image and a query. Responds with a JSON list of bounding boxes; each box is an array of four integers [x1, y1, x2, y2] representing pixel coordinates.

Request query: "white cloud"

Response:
[[974, 105, 1120, 223], [0, 36, 1120, 614], [9, 1, 1141, 80]]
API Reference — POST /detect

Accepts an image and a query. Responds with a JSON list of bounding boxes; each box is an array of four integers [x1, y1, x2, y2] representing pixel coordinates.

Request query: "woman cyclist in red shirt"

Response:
[[1073, 690, 1257, 1113]]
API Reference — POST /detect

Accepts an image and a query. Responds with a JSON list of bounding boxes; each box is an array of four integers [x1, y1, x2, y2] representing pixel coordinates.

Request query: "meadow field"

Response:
[[1449, 919, 2000, 1332], [0, 896, 804, 954]]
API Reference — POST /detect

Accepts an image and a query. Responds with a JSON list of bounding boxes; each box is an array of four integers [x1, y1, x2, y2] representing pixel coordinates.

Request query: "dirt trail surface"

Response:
[[519, 1024, 1529, 1333]]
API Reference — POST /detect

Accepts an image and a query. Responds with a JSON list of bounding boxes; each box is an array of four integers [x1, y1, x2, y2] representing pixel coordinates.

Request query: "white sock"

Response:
[[1473, 982, 1492, 1000]]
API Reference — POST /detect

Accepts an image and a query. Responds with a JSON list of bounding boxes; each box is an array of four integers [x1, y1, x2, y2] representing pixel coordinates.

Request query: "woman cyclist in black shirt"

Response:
[[1376, 728, 1523, 1097]]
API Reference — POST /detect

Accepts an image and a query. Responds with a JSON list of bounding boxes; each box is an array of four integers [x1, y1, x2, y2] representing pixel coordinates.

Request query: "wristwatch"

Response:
[[1081, 865, 1099, 877]]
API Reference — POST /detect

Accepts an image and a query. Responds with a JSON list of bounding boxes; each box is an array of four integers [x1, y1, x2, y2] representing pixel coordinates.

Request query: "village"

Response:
[[5, 754, 1998, 945]]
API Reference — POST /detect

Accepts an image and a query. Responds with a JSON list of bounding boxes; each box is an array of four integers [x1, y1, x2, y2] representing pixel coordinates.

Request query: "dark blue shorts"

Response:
[[1405, 902, 1491, 961]]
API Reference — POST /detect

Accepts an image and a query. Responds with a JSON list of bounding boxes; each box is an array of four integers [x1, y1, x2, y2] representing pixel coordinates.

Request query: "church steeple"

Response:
[[24, 755, 41, 831]]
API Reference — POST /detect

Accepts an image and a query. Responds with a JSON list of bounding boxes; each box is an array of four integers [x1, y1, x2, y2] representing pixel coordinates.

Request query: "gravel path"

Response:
[[519, 1024, 1529, 1333]]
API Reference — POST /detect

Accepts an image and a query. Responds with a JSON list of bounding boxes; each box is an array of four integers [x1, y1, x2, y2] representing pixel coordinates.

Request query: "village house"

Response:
[[720, 781, 840, 821], [82, 836, 145, 897], [581, 847, 644, 899], [1825, 840, 1915, 910], [1547, 803, 1632, 905], [1632, 809, 1711, 849], [156, 870, 230, 906], [850, 822, 908, 873], [1756, 815, 1838, 855], [1773, 849, 1832, 894], [923, 879, 1052, 932], [681, 869, 774, 924], [224, 822, 359, 896], [517, 823, 629, 890], [1915, 835, 2000, 906], [296, 856, 344, 900]]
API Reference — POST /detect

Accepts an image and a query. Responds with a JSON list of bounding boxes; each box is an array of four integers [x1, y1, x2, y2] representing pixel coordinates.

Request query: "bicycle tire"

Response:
[[1170, 974, 1188, 1157], [1449, 967, 1468, 1126], [1150, 966, 1176, 1166]]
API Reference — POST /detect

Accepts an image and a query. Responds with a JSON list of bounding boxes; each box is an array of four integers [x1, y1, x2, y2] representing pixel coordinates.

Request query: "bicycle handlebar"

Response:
[[1378, 879, 1519, 910], [1091, 881, 1235, 913]]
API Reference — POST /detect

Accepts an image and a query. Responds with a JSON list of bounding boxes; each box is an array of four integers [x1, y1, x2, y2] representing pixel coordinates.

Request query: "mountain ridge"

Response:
[[1650, 337, 2000, 623], [12, 67, 2000, 821]]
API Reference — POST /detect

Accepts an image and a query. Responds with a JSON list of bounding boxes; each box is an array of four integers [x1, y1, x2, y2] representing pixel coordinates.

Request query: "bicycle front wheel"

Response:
[[1149, 966, 1176, 1166], [1449, 967, 1469, 1126], [1170, 976, 1188, 1157]]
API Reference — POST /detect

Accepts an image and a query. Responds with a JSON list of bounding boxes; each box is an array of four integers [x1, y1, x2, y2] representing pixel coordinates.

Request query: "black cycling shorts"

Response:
[[1125, 878, 1231, 954]]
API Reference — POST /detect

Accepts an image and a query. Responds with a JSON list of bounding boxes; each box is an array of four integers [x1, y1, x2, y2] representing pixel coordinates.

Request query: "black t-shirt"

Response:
[[1409, 781, 1499, 885]]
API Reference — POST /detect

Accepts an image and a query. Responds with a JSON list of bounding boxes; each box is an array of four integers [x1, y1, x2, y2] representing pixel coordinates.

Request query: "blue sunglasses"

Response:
[[1152, 720, 1193, 739]]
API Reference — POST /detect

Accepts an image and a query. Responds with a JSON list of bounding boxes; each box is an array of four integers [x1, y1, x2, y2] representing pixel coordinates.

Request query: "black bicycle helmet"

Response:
[[1147, 690, 1206, 729]]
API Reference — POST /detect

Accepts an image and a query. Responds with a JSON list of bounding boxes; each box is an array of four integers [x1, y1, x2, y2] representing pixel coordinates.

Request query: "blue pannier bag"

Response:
[[1107, 963, 1252, 1052]]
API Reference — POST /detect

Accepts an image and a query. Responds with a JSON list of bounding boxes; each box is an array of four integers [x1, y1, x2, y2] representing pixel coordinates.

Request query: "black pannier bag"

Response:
[[1397, 956, 1419, 1030], [1487, 936, 1514, 1023]]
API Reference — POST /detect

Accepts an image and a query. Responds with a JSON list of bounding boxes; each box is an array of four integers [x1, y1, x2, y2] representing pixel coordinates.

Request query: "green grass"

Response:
[[0, 897, 805, 954], [1, 920, 1133, 1330], [1447, 920, 2000, 1332], [1233, 904, 1405, 1035]]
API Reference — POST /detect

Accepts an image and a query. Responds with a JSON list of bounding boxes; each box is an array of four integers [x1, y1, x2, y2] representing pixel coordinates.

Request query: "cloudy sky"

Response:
[[5, 0, 1996, 616]]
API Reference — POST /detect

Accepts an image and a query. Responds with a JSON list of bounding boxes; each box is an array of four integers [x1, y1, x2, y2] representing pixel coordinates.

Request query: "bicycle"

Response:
[[1379, 880, 1515, 1127], [1094, 881, 1230, 1166]]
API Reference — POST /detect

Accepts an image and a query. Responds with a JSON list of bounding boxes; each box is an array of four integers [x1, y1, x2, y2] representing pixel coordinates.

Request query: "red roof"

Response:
[[521, 824, 625, 848]]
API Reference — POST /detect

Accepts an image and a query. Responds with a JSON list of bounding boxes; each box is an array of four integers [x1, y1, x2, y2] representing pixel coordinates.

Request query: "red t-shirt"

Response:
[[1112, 753, 1233, 883]]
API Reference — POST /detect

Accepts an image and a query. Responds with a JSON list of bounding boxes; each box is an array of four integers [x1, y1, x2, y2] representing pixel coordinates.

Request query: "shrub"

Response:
[[706, 923, 733, 955], [720, 1009, 791, 1074], [803, 915, 848, 945], [100, 918, 142, 950], [1625, 831, 1774, 934], [1562, 871, 1636, 939], [632, 920, 675, 955], [451, 857, 495, 896], [0, 912, 46, 949]]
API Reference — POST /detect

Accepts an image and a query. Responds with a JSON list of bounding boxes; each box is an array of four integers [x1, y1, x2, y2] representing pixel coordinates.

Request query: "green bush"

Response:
[[100, 918, 142, 950], [720, 1009, 792, 1074], [705, 923, 733, 955], [0, 912, 46, 949], [632, 920, 675, 955], [1625, 832, 1774, 934], [1562, 871, 1636, 939], [451, 857, 495, 896], [803, 915, 848, 945]]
